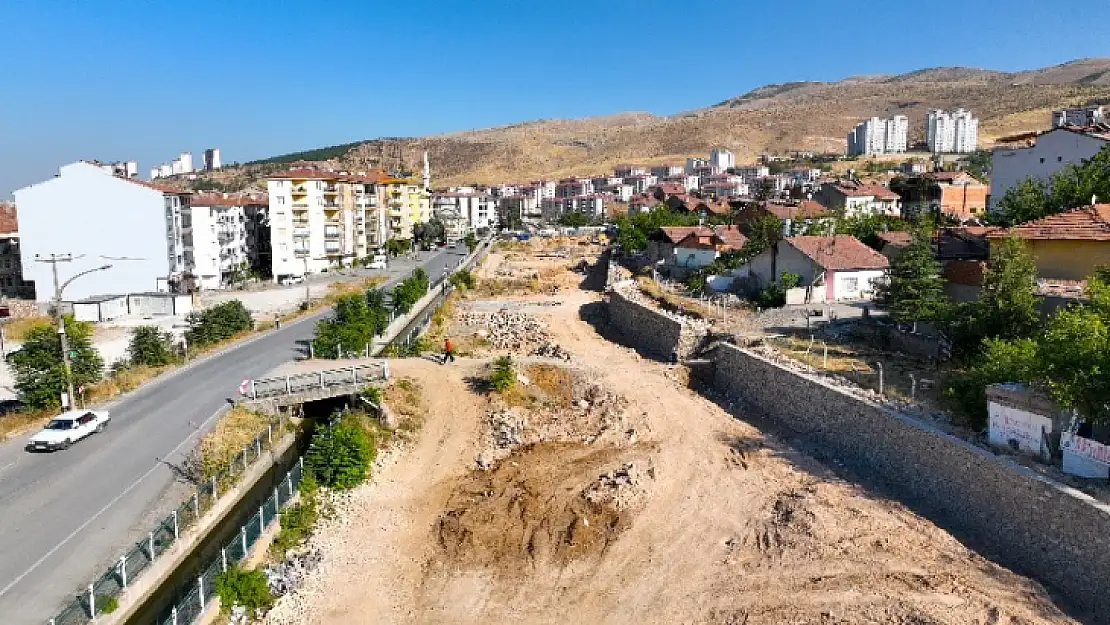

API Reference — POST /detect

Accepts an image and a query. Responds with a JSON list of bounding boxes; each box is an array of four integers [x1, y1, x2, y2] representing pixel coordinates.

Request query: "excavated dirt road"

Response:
[[266, 284, 1076, 624]]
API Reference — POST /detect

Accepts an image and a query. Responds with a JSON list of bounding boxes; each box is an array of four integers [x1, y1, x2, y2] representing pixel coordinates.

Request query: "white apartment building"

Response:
[[710, 148, 735, 171], [539, 195, 607, 223], [13, 161, 191, 300], [1052, 105, 1106, 128], [267, 169, 390, 281], [990, 126, 1110, 212], [732, 165, 771, 183], [497, 196, 541, 229], [847, 116, 908, 156], [613, 165, 648, 177], [664, 174, 701, 191], [170, 193, 268, 290], [927, 109, 979, 154], [556, 178, 594, 198], [203, 148, 222, 171], [650, 164, 684, 178], [431, 191, 498, 234], [624, 174, 659, 194], [685, 157, 709, 175]]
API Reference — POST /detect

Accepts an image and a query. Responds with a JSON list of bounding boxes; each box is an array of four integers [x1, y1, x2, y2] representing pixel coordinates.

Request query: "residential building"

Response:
[[990, 126, 1110, 212], [497, 195, 540, 230], [13, 161, 191, 299], [901, 160, 927, 175], [650, 164, 684, 178], [747, 235, 889, 301], [732, 165, 771, 183], [663, 173, 701, 191], [927, 109, 979, 154], [203, 148, 222, 171], [734, 200, 835, 236], [0, 201, 32, 298], [613, 164, 648, 178], [556, 177, 593, 198], [1052, 106, 1107, 128], [709, 148, 735, 171], [815, 180, 901, 216], [684, 157, 709, 175], [847, 116, 908, 156], [890, 172, 989, 221], [987, 204, 1110, 281], [170, 193, 268, 290], [432, 191, 498, 236], [700, 175, 748, 199], [244, 205, 271, 280], [672, 226, 747, 273], [540, 195, 608, 222], [267, 169, 389, 281], [623, 174, 659, 193]]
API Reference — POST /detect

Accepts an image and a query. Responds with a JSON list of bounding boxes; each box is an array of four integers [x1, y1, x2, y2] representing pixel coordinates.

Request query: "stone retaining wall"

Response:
[[606, 281, 684, 360], [711, 343, 1110, 622]]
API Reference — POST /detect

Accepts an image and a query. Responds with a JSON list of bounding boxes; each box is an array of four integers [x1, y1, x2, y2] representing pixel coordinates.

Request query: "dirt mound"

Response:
[[435, 442, 651, 572]]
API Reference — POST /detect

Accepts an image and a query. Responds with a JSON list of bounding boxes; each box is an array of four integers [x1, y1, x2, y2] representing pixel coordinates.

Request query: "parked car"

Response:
[[26, 410, 111, 452], [367, 254, 387, 270], [280, 275, 305, 286]]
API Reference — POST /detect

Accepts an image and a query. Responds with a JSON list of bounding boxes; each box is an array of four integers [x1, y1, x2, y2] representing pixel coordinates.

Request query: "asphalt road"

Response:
[[0, 248, 462, 624]]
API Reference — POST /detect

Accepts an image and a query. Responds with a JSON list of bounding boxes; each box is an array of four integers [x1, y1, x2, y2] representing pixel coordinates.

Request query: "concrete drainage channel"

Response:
[[43, 241, 494, 625]]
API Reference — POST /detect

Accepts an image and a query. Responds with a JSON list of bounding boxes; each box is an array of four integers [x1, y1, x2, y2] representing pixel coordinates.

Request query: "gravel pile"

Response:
[[532, 340, 572, 361], [458, 310, 551, 351], [583, 461, 654, 511], [266, 549, 323, 598]]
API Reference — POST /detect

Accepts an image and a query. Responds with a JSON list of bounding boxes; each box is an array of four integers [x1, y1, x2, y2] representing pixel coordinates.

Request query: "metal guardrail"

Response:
[[244, 363, 389, 400], [47, 415, 290, 625], [156, 458, 305, 625]]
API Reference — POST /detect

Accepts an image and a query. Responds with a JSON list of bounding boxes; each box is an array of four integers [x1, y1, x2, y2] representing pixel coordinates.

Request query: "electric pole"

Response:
[[34, 254, 112, 410]]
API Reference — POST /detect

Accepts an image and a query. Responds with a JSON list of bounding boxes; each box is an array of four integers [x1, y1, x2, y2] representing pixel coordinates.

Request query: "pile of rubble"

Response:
[[583, 461, 654, 511], [532, 340, 572, 361], [265, 549, 323, 598], [477, 410, 526, 469], [458, 310, 551, 351], [227, 604, 265, 624]]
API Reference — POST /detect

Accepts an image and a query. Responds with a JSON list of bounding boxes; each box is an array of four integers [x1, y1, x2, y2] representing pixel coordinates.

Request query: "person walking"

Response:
[[443, 337, 456, 364]]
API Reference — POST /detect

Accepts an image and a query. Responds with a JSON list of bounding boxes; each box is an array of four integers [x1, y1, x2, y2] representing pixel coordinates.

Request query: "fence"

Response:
[[48, 414, 291, 625], [155, 458, 305, 625], [245, 363, 389, 400]]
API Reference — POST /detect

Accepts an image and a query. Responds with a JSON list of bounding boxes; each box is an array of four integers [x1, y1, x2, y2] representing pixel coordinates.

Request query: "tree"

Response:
[[976, 236, 1040, 341], [993, 178, 1049, 226], [948, 337, 1039, 426], [7, 316, 103, 409], [559, 211, 590, 228], [184, 300, 252, 348], [1039, 306, 1110, 424], [836, 213, 910, 250], [313, 292, 388, 358], [128, 325, 176, 367], [874, 225, 947, 328], [612, 204, 698, 252], [305, 412, 375, 490], [962, 149, 992, 183], [385, 238, 410, 257], [464, 232, 478, 253]]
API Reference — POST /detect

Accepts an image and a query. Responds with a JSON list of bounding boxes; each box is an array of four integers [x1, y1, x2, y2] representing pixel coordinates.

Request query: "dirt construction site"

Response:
[[264, 237, 1077, 625]]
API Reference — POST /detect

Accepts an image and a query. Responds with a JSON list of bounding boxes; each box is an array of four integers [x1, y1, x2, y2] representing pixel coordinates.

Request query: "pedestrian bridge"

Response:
[[235, 361, 389, 410]]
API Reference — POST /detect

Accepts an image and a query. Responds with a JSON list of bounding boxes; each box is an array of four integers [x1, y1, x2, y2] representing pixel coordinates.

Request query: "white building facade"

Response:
[[710, 148, 735, 171], [989, 127, 1110, 212], [847, 116, 908, 156], [13, 161, 189, 300], [927, 109, 979, 154], [172, 193, 267, 290], [1052, 106, 1106, 128]]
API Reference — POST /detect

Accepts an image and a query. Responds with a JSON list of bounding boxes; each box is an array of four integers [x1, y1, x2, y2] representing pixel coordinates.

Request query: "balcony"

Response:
[[322, 202, 340, 209], [325, 246, 342, 256], [294, 248, 310, 257], [292, 186, 308, 195], [324, 228, 341, 239], [292, 202, 310, 209], [292, 218, 309, 227], [323, 186, 339, 195], [293, 228, 310, 239]]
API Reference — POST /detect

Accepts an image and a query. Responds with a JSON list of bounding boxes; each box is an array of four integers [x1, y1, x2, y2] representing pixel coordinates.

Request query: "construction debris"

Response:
[[458, 310, 551, 351]]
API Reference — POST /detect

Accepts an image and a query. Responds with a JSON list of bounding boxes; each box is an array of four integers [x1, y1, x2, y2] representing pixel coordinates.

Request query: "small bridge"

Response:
[[237, 362, 390, 409]]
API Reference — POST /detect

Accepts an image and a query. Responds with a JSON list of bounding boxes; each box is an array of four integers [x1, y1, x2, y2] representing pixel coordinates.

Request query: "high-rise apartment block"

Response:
[[709, 148, 735, 171], [927, 109, 979, 154], [203, 148, 222, 171], [847, 116, 908, 156], [167, 193, 268, 291]]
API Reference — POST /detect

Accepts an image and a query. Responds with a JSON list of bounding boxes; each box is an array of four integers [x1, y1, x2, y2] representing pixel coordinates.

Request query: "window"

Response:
[[1058, 156, 1063, 162], [841, 277, 859, 292], [277, 196, 285, 205], [1040, 157, 1045, 164]]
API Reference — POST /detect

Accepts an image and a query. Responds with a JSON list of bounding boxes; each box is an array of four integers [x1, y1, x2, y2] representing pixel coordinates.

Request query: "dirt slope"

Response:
[[265, 284, 1075, 624]]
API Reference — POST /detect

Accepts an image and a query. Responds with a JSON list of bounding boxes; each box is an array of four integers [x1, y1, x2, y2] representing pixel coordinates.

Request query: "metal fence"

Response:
[[47, 414, 291, 625], [156, 458, 305, 625], [245, 363, 389, 399]]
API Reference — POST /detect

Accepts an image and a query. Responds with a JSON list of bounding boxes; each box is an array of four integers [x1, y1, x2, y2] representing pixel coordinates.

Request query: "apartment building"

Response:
[[685, 157, 709, 175], [540, 195, 607, 222], [1053, 105, 1106, 128], [14, 161, 191, 299], [700, 174, 748, 199], [732, 165, 771, 183], [613, 164, 648, 177], [556, 177, 594, 198], [990, 126, 1110, 212], [927, 109, 979, 154], [709, 148, 735, 171], [169, 193, 267, 290], [431, 191, 498, 236], [663, 173, 701, 191], [267, 169, 390, 281], [624, 174, 659, 194], [497, 195, 541, 229], [650, 164, 684, 178], [847, 116, 908, 156], [0, 202, 32, 299]]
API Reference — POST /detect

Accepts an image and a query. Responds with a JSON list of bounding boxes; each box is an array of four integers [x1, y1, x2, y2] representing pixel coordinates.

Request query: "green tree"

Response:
[[836, 213, 910, 250], [559, 211, 591, 228], [1039, 306, 1110, 424], [947, 337, 1039, 425], [184, 300, 252, 348], [7, 316, 104, 409], [464, 232, 478, 253], [305, 412, 376, 490], [488, 356, 516, 392], [612, 204, 698, 252], [976, 236, 1040, 341], [874, 225, 947, 328], [993, 177, 1049, 226], [128, 325, 176, 367], [392, 269, 429, 314], [962, 149, 992, 182], [313, 293, 388, 359], [385, 238, 410, 257]]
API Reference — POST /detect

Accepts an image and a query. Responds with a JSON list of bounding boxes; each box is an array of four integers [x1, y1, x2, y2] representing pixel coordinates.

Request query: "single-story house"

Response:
[[747, 235, 889, 301], [987, 203, 1110, 281], [815, 180, 901, 217], [672, 226, 747, 270], [734, 200, 835, 236], [71, 294, 128, 322]]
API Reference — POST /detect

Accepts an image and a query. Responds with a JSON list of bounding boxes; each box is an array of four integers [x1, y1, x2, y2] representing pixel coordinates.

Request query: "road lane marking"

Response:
[[0, 405, 227, 600]]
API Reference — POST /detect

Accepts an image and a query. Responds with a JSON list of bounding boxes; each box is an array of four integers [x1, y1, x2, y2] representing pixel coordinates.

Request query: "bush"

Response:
[[464, 232, 478, 253], [185, 300, 252, 348], [305, 412, 375, 490], [313, 292, 389, 359], [128, 325, 177, 367], [449, 269, 476, 291], [392, 269, 430, 314], [489, 356, 516, 392], [97, 595, 119, 614], [6, 315, 103, 409], [214, 564, 273, 613], [271, 479, 318, 559]]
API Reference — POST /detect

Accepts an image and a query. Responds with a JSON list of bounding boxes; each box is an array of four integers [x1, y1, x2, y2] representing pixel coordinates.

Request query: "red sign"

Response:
[[1062, 432, 1110, 466]]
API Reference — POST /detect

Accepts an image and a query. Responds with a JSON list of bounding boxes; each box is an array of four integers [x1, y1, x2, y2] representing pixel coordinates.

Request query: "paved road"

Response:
[[0, 248, 463, 624]]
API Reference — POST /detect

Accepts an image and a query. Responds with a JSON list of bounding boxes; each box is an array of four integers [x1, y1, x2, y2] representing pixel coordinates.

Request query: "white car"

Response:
[[26, 410, 111, 452], [367, 255, 387, 270]]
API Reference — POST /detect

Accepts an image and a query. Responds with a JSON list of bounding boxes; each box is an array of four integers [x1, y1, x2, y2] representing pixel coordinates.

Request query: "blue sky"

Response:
[[1, 0, 1106, 197]]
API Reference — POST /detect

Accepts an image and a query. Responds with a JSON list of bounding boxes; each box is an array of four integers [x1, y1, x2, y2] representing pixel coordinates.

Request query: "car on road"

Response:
[[26, 410, 111, 452], [366, 254, 387, 270]]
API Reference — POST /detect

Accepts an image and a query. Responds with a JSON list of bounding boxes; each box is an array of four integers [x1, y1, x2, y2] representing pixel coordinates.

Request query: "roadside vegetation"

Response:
[[214, 564, 274, 614]]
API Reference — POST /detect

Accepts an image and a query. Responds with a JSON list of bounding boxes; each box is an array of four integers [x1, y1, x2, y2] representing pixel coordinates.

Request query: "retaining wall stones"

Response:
[[711, 343, 1110, 622], [607, 283, 683, 360]]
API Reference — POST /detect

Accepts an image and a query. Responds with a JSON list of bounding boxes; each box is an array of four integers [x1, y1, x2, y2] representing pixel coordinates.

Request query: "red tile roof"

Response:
[[674, 225, 748, 251], [658, 226, 704, 244], [762, 200, 830, 220], [190, 192, 269, 207], [785, 235, 890, 271], [876, 231, 912, 248], [989, 204, 1110, 241], [829, 180, 900, 201]]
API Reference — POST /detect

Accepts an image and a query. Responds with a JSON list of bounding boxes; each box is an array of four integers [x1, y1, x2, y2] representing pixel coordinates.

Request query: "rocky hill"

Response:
[[187, 59, 1110, 190]]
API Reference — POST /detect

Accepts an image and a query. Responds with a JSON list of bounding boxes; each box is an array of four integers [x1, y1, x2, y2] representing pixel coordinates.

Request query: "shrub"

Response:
[[271, 481, 318, 559], [464, 232, 478, 253], [214, 564, 273, 613], [128, 325, 177, 367], [185, 300, 252, 348], [313, 292, 388, 359], [97, 595, 119, 614], [392, 269, 430, 314], [449, 269, 476, 291], [305, 412, 375, 490], [489, 356, 516, 392]]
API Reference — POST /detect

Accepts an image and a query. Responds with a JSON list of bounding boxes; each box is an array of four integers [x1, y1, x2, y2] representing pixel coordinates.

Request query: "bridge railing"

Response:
[[244, 362, 389, 400]]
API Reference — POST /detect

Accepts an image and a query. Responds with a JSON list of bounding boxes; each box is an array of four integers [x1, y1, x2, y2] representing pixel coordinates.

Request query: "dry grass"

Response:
[[196, 405, 274, 479], [0, 407, 56, 441], [523, 363, 574, 408], [383, 377, 426, 432], [85, 364, 168, 404], [321, 276, 386, 307], [3, 316, 52, 341], [635, 277, 714, 319]]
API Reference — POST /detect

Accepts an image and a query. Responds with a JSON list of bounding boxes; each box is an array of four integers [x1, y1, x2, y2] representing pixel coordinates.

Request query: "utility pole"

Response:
[[34, 254, 112, 410]]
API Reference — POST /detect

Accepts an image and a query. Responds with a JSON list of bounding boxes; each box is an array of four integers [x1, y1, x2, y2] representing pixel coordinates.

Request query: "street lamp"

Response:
[[34, 254, 113, 409]]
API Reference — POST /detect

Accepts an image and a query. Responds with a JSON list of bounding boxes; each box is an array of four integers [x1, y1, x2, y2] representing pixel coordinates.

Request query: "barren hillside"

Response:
[[184, 58, 1110, 191]]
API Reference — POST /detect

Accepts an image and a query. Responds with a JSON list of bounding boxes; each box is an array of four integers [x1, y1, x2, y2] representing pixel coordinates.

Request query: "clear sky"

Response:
[[1, 0, 1107, 198]]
